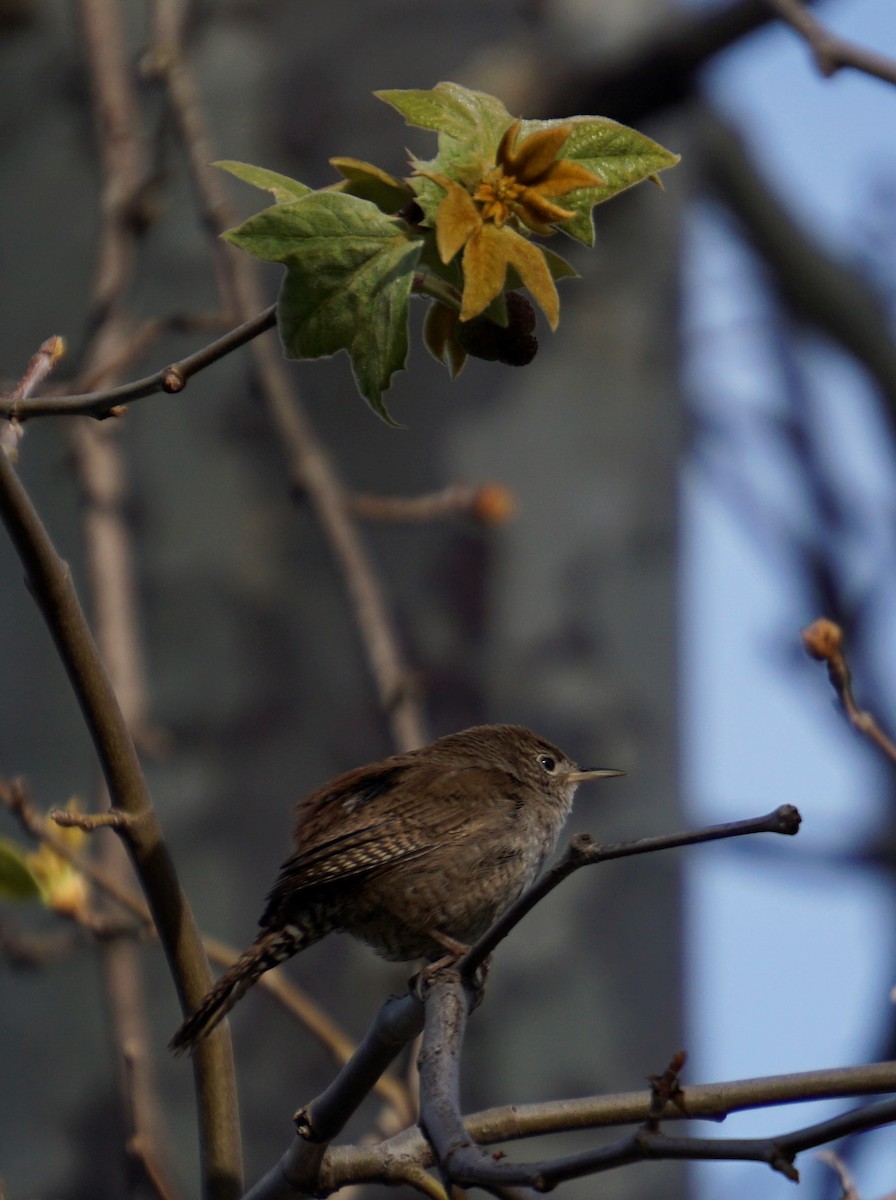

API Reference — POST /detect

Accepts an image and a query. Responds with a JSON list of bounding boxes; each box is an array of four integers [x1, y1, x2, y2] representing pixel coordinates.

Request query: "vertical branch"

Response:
[[75, 2, 185, 1193], [0, 441, 241, 1200], [149, 0, 427, 754], [57, 3, 243, 1197], [76, 0, 145, 326]]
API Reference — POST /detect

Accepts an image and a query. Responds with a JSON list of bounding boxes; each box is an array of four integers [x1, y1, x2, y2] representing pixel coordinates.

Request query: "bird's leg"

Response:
[[411, 930, 490, 1000]]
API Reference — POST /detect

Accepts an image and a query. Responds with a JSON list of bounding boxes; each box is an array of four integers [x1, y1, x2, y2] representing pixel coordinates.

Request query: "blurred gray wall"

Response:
[[0, 2, 684, 1197]]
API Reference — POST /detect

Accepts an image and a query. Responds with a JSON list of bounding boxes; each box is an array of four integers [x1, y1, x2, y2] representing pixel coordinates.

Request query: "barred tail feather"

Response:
[[169, 925, 306, 1055]]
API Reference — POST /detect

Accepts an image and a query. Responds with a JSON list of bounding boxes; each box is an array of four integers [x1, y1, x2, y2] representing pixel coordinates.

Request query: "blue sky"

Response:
[[682, 2, 896, 1194]]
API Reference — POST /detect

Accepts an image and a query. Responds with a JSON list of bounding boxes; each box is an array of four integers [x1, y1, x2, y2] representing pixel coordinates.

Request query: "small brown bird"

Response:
[[170, 724, 622, 1053]]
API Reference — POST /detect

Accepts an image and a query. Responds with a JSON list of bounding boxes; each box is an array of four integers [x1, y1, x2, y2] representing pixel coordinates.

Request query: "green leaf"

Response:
[[377, 83, 512, 191], [224, 192, 422, 422], [376, 83, 510, 145], [540, 245, 579, 282], [214, 160, 312, 204], [0, 837, 42, 902], [522, 118, 679, 246], [328, 157, 414, 215], [405, 169, 450, 228]]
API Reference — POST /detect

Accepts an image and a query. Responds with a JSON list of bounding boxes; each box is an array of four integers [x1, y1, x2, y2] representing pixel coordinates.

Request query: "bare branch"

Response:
[[816, 1149, 861, 1200], [460, 805, 800, 974], [51, 807, 135, 831], [697, 109, 896, 418], [348, 482, 517, 526], [802, 618, 896, 765], [414, 974, 896, 1193], [766, 0, 896, 86], [147, 0, 427, 753], [244, 993, 425, 1200], [2, 306, 277, 421], [0, 776, 411, 1120], [0, 335, 66, 405], [0, 430, 241, 1199]]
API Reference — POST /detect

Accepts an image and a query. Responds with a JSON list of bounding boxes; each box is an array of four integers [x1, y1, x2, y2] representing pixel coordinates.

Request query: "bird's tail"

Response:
[[169, 925, 307, 1055]]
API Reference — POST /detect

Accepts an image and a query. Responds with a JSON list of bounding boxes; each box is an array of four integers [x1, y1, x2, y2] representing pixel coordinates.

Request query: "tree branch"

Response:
[[244, 993, 425, 1200], [697, 107, 896, 417], [415, 974, 896, 1194], [802, 617, 896, 765], [148, 0, 427, 753], [766, 0, 896, 85], [546, 0, 823, 122], [1, 306, 277, 421], [0, 437, 241, 1200], [460, 805, 800, 975]]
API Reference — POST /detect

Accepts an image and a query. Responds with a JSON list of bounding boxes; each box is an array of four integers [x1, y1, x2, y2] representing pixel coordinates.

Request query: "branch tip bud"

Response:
[[801, 618, 842, 662]]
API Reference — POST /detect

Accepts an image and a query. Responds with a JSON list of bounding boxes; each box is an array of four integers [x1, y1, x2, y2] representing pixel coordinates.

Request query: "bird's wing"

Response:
[[262, 760, 519, 910]]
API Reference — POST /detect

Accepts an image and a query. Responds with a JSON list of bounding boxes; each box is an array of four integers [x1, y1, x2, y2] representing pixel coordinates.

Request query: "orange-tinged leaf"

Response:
[[506, 123, 574, 182], [433, 180, 481, 263], [535, 160, 605, 197], [460, 224, 511, 321], [495, 121, 520, 170], [518, 189, 575, 226], [499, 227, 560, 328]]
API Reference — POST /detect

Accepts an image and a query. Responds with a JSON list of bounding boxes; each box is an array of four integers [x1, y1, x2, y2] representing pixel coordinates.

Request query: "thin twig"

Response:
[[816, 1150, 860, 1200], [766, 0, 896, 85], [73, 4, 237, 1197], [460, 805, 800, 975], [0, 335, 66, 404], [348, 483, 517, 526], [52, 807, 134, 830], [0, 777, 412, 1119], [0, 335, 66, 457], [1, 306, 277, 421], [802, 618, 896, 764], [246, 993, 426, 1200], [348, 1056, 896, 1173], [415, 975, 896, 1193], [148, 0, 427, 753]]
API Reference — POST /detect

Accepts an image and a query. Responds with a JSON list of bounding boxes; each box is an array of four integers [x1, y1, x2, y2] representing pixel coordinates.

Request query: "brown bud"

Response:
[[801, 618, 843, 662], [162, 367, 185, 393], [471, 483, 518, 526]]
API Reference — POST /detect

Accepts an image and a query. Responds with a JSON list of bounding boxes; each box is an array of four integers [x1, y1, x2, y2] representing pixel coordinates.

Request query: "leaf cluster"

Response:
[[216, 84, 679, 421]]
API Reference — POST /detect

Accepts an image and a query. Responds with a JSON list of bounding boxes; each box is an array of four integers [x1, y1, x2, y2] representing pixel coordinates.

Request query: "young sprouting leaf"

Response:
[[214, 161, 312, 204], [376, 84, 512, 189], [375, 83, 511, 149], [525, 118, 681, 246], [423, 301, 467, 377], [224, 192, 422, 422], [0, 836, 42, 902], [521, 245, 579, 285], [328, 157, 415, 214]]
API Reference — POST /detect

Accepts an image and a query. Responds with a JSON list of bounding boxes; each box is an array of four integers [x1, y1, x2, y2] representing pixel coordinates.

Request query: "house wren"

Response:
[[170, 723, 622, 1053]]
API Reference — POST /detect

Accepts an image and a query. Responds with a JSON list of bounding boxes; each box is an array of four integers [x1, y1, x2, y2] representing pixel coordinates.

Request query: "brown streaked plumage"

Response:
[[170, 724, 621, 1053]]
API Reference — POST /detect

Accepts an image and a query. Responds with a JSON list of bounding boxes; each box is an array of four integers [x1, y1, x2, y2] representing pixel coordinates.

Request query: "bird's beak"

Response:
[[566, 767, 625, 783]]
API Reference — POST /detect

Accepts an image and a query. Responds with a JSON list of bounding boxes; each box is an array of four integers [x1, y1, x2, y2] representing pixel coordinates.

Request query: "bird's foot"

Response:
[[411, 931, 490, 1002]]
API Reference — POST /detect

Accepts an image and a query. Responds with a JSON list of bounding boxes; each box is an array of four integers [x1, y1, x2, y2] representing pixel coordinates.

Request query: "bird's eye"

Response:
[[538, 754, 557, 773]]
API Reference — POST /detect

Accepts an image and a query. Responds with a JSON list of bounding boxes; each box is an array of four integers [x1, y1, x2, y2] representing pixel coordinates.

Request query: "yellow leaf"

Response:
[[500, 228, 560, 329], [502, 122, 573, 181], [460, 224, 511, 322], [534, 160, 605, 198]]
